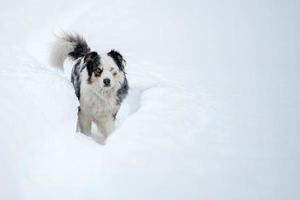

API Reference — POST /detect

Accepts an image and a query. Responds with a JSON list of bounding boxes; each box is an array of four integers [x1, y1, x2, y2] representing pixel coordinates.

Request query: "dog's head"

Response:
[[84, 50, 126, 90]]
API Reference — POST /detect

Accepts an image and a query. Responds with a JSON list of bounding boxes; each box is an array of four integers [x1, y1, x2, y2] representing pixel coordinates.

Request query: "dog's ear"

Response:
[[84, 51, 100, 76], [108, 50, 126, 71]]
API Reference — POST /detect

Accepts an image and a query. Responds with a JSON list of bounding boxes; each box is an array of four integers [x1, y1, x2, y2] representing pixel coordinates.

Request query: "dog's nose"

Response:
[[103, 78, 111, 86]]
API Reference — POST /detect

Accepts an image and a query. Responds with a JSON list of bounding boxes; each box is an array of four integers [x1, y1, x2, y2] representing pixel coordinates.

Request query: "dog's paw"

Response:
[[91, 134, 107, 145]]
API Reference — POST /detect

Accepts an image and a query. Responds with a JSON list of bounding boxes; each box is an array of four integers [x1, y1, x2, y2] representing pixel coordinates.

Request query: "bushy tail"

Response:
[[50, 33, 90, 70]]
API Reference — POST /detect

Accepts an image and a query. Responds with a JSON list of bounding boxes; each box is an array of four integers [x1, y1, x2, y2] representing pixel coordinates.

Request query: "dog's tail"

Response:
[[50, 33, 90, 70]]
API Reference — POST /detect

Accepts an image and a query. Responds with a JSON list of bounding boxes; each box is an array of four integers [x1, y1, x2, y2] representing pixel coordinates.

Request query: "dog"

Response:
[[50, 33, 128, 140]]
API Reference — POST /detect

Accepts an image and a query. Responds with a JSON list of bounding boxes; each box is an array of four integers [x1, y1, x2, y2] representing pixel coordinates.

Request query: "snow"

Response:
[[0, 0, 299, 199]]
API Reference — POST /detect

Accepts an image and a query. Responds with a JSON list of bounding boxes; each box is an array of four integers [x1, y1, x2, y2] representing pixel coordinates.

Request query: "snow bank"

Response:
[[0, 0, 299, 200]]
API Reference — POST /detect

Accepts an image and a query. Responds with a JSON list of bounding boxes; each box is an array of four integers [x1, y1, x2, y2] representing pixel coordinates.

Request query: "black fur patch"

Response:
[[84, 52, 101, 83], [107, 50, 125, 71], [64, 34, 90, 60], [116, 77, 129, 105], [71, 60, 82, 99], [112, 112, 117, 120]]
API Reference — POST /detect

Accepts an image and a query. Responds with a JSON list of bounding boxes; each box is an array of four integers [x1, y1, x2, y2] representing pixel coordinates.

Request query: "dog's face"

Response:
[[84, 50, 125, 90]]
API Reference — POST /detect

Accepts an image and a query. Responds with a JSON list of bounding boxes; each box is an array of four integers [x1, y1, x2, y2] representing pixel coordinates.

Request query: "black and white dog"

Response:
[[50, 33, 128, 140]]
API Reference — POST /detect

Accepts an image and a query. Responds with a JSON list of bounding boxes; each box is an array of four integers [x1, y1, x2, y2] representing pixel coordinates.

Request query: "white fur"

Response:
[[49, 36, 75, 70]]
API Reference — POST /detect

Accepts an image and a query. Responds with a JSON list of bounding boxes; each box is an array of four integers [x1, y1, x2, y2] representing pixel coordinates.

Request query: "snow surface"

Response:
[[0, 0, 300, 199]]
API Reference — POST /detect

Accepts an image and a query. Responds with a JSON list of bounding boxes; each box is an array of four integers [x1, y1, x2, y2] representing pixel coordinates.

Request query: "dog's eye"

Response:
[[94, 68, 102, 77], [113, 72, 117, 76]]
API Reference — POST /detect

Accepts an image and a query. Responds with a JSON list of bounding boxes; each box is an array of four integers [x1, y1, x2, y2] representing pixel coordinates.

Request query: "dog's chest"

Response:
[[80, 87, 118, 117]]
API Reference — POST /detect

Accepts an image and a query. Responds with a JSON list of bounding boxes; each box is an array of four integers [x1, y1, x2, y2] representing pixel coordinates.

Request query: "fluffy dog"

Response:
[[50, 33, 128, 140]]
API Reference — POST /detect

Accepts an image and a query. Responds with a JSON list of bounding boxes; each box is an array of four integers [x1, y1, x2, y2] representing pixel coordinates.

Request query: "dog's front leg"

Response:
[[77, 111, 92, 136], [95, 116, 115, 139]]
